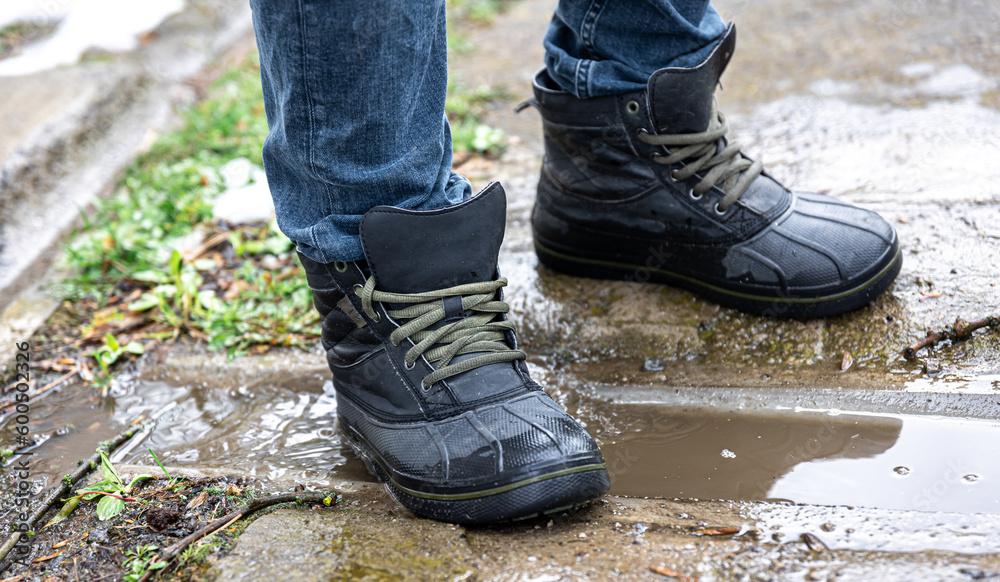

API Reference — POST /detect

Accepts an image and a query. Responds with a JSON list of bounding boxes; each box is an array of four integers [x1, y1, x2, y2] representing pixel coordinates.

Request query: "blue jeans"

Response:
[[250, 0, 726, 262]]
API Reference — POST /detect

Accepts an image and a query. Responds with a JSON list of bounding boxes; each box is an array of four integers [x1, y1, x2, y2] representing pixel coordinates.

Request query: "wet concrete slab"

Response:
[[205, 483, 1000, 581], [209, 1, 1000, 578], [10, 0, 1000, 579]]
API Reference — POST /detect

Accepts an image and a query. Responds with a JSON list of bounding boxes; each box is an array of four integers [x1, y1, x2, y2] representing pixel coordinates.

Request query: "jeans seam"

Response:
[[579, 0, 604, 56], [295, 0, 336, 217], [577, 0, 605, 100], [573, 59, 584, 99]]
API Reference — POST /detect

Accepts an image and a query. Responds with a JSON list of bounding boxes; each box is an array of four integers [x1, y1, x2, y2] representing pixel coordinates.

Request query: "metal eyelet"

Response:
[[352, 284, 381, 322], [689, 189, 702, 200], [668, 170, 681, 183], [625, 100, 640, 115], [636, 128, 651, 138], [333, 261, 348, 273], [714, 203, 728, 215], [420, 381, 431, 392], [404, 360, 416, 371]]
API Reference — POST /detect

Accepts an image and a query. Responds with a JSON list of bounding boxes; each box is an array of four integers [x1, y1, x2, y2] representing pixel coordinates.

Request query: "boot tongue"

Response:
[[647, 23, 736, 134], [359, 182, 507, 293]]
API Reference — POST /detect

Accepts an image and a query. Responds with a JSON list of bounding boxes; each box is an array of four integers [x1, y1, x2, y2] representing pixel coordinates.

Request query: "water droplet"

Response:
[[721, 449, 736, 459], [893, 466, 911, 476], [963, 474, 980, 483]]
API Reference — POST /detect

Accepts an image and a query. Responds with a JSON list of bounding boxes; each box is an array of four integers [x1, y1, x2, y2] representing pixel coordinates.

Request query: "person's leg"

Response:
[[544, 0, 727, 98], [249, 1, 610, 524], [250, 0, 469, 263], [529, 4, 901, 318]]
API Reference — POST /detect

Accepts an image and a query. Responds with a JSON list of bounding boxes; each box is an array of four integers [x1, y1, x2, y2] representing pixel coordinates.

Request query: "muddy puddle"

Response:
[[8, 357, 998, 524], [591, 407, 997, 514]]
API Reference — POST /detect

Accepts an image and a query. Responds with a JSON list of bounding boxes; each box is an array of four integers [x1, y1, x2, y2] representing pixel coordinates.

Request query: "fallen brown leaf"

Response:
[[801, 532, 827, 552], [693, 526, 739, 536], [840, 351, 854, 372], [32, 551, 63, 563], [53, 532, 88, 548], [78, 363, 94, 383], [226, 485, 244, 497], [649, 566, 698, 581], [186, 491, 210, 510]]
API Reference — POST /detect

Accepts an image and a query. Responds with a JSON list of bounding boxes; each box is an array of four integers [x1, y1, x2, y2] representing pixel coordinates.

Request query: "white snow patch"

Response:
[[212, 158, 275, 224], [899, 62, 936, 78], [0, 0, 185, 77], [915, 64, 997, 98]]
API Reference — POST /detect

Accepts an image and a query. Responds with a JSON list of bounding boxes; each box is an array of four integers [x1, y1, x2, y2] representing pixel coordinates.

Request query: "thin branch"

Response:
[[0, 420, 150, 563], [902, 315, 1000, 360]]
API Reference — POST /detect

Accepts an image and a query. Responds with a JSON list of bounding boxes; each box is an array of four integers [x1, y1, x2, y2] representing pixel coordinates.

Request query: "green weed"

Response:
[[56, 2, 511, 377], [123, 544, 168, 582]]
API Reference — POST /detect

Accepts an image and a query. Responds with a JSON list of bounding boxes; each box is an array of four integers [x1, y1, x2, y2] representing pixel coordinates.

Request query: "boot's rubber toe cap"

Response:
[[729, 191, 898, 293], [339, 391, 610, 524]]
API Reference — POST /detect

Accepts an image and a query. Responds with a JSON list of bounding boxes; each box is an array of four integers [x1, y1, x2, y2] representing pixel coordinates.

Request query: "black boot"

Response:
[[299, 183, 609, 524], [527, 24, 901, 318]]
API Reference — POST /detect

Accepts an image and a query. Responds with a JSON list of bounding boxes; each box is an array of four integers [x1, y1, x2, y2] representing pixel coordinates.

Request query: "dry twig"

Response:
[[136, 492, 334, 582], [902, 315, 1000, 360], [0, 421, 150, 564]]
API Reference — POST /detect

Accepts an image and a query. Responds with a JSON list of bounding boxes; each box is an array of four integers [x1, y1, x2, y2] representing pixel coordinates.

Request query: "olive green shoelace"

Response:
[[637, 98, 764, 212], [356, 277, 526, 389]]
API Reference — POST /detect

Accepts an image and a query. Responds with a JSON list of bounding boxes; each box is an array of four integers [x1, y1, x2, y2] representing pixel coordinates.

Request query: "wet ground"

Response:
[[3, 0, 1000, 579]]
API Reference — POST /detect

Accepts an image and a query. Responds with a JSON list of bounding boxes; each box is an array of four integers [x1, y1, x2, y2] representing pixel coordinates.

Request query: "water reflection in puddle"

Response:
[[9, 367, 999, 516], [592, 406, 998, 514], [4, 373, 370, 494]]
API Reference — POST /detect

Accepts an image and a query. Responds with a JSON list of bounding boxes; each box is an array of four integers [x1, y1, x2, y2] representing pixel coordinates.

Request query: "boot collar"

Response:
[[359, 182, 507, 293], [647, 23, 736, 134]]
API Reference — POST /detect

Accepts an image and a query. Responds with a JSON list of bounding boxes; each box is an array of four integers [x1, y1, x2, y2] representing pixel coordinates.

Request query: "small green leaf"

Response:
[[125, 474, 153, 494], [96, 495, 125, 521], [123, 341, 145, 355], [192, 258, 217, 271], [47, 496, 80, 527], [128, 293, 160, 312], [76, 482, 110, 494], [152, 284, 178, 297], [132, 270, 169, 283], [198, 289, 224, 312], [150, 561, 168, 570], [99, 452, 123, 488], [104, 332, 120, 352], [169, 250, 183, 277]]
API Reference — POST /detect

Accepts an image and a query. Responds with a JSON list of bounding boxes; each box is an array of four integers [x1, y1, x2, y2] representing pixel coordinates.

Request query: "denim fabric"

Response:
[[250, 0, 471, 262], [545, 0, 727, 99], [250, 0, 726, 262]]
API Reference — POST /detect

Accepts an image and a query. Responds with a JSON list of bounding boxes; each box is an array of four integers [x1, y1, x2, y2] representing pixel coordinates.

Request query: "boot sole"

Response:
[[534, 232, 902, 319], [340, 426, 610, 525]]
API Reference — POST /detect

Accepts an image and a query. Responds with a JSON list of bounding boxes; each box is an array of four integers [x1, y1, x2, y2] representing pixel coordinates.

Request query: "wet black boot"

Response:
[[528, 24, 901, 318], [299, 183, 609, 524]]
